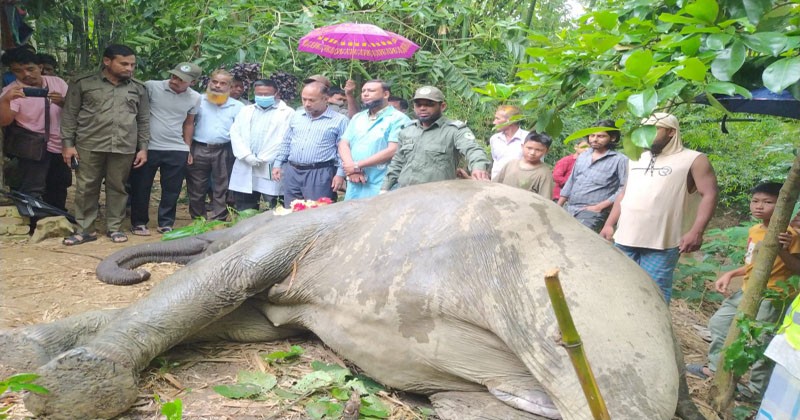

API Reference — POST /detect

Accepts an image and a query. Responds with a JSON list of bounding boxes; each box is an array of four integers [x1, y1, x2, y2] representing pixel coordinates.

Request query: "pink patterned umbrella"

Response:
[[298, 23, 419, 61]]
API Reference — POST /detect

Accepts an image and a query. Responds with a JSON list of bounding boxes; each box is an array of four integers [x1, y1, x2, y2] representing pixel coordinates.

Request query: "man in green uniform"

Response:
[[61, 44, 150, 245], [381, 86, 489, 192]]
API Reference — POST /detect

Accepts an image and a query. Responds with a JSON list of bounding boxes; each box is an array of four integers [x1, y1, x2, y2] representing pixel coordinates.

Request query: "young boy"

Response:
[[688, 182, 800, 400], [493, 132, 554, 199]]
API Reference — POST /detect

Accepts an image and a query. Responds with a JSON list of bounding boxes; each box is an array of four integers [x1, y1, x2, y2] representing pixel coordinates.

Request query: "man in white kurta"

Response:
[[229, 80, 294, 210]]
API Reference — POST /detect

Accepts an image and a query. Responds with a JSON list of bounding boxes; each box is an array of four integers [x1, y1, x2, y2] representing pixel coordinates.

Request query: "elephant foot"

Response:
[[0, 330, 52, 377], [24, 347, 139, 420], [431, 391, 553, 420]]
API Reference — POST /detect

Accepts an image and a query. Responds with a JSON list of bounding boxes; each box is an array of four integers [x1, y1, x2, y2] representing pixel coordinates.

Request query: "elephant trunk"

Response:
[[96, 236, 214, 285]]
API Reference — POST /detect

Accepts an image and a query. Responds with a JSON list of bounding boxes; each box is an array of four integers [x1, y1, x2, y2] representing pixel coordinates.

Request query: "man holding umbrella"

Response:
[[338, 79, 410, 200]]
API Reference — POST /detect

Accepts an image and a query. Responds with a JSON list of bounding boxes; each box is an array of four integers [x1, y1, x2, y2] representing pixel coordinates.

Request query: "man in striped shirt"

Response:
[[272, 81, 349, 206]]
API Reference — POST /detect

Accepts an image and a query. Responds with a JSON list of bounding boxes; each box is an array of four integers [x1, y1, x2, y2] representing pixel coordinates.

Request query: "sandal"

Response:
[[156, 226, 173, 234], [131, 225, 151, 236], [686, 364, 712, 380], [107, 231, 128, 243], [63, 232, 97, 246]]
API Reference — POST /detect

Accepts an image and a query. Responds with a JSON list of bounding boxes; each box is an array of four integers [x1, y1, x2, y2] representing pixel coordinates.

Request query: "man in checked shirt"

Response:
[[272, 81, 349, 206], [557, 119, 627, 233]]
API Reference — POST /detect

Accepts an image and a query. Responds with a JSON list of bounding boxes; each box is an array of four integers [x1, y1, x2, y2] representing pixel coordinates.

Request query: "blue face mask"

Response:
[[255, 95, 276, 108]]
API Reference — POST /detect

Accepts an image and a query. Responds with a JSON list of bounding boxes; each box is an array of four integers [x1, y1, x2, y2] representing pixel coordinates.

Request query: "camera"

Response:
[[22, 87, 49, 97], [70, 156, 79, 170]]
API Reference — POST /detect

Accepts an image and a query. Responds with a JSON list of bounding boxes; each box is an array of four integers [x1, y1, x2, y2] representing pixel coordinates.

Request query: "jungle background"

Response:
[[1, 0, 799, 418]]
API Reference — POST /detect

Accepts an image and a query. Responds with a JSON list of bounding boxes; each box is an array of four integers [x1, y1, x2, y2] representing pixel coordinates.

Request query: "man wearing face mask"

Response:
[[338, 80, 410, 200], [228, 79, 295, 210], [185, 69, 244, 221], [129, 62, 202, 236]]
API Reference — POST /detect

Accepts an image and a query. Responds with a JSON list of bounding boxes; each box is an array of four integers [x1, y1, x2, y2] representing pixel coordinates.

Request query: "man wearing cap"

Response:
[[600, 113, 718, 303], [338, 79, 410, 200], [129, 62, 202, 235], [186, 69, 244, 221], [381, 86, 490, 191], [272, 81, 349, 206]]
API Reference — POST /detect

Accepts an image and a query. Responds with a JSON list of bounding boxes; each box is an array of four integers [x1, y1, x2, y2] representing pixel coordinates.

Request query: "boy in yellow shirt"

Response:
[[688, 182, 800, 400]]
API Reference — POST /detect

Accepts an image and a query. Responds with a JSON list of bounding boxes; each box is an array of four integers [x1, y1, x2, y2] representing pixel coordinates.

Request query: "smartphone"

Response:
[[22, 87, 49, 97], [70, 156, 79, 170]]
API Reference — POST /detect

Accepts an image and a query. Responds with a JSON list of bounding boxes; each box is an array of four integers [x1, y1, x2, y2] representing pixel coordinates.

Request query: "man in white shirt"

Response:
[[489, 105, 528, 180], [229, 79, 295, 210]]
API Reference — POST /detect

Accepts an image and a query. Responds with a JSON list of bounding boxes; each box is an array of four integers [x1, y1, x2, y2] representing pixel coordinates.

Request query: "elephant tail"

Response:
[[96, 237, 212, 285]]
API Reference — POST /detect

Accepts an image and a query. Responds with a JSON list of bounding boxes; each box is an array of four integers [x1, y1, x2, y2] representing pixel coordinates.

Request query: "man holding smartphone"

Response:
[[0, 47, 71, 212]]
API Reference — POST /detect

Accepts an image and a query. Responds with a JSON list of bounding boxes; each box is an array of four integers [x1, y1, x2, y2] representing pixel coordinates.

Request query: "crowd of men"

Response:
[[5, 43, 800, 407]]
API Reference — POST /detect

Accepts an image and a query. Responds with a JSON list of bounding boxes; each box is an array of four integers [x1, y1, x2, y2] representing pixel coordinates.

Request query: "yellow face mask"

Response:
[[206, 89, 229, 105]]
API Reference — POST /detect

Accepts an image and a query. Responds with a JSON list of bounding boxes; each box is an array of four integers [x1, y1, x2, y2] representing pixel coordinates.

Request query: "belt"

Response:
[[289, 160, 335, 170], [193, 141, 230, 149]]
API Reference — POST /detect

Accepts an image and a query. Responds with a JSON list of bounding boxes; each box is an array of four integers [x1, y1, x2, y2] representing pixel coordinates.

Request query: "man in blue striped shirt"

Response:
[[272, 81, 349, 207]]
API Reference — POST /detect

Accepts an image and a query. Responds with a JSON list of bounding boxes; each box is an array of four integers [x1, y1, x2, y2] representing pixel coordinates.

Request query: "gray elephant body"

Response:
[[1, 181, 700, 419]]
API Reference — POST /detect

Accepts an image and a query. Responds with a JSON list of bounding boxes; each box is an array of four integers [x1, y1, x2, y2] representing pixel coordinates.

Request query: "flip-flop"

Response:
[[156, 226, 173, 234], [131, 225, 151, 236], [107, 231, 128, 243], [686, 363, 712, 379], [63, 232, 97, 246]]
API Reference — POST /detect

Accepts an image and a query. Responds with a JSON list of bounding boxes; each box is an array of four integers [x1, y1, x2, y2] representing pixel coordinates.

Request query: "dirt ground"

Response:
[[0, 184, 746, 419]]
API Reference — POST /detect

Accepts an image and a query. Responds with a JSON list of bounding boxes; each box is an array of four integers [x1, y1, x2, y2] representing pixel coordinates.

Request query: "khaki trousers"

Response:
[[73, 147, 134, 233]]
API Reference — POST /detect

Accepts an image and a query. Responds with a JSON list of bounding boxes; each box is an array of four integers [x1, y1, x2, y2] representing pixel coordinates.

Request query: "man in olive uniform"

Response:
[[381, 86, 490, 191], [61, 44, 150, 245]]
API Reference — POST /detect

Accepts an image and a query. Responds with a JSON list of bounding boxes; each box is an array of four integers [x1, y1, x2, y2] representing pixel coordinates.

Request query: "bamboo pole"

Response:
[[544, 269, 611, 420]]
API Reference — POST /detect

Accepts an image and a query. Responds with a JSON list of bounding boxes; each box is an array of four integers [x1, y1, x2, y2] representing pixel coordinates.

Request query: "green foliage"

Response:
[[262, 345, 305, 364], [154, 395, 183, 420], [477, 0, 800, 158], [723, 314, 777, 376], [0, 374, 48, 420], [213, 371, 277, 399], [673, 222, 748, 303], [213, 345, 398, 419], [161, 208, 259, 241]]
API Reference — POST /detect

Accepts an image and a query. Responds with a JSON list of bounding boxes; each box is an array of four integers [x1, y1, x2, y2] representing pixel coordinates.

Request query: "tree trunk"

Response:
[[711, 152, 800, 417]]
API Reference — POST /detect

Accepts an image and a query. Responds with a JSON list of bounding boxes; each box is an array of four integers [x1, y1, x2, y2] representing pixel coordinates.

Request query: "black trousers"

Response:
[[15, 151, 72, 211], [129, 150, 189, 228]]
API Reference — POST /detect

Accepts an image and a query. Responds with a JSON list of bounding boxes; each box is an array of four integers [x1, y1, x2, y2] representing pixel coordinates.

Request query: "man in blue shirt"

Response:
[[557, 119, 627, 232], [338, 80, 410, 200], [186, 69, 244, 221], [272, 81, 349, 206]]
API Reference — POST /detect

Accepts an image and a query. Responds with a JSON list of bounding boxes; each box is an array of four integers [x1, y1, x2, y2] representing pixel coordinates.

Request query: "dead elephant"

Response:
[[0, 181, 704, 419]]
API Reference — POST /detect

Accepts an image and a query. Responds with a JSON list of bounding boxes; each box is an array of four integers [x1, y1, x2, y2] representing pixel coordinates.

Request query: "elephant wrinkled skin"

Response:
[[0, 181, 703, 420]]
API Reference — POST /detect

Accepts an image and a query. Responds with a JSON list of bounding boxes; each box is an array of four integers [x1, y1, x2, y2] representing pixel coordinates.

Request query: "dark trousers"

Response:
[[129, 150, 189, 228], [15, 151, 71, 211], [233, 191, 279, 211], [186, 142, 234, 221], [281, 164, 336, 208]]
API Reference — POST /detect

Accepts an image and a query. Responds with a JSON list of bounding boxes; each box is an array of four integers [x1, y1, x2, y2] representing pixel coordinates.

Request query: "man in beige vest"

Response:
[[600, 113, 718, 303]]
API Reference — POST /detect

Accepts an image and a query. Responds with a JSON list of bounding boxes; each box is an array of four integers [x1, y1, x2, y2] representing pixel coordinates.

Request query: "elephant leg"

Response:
[[485, 376, 561, 419], [431, 391, 553, 420], [0, 309, 120, 377], [24, 223, 322, 419], [185, 299, 306, 343], [672, 334, 706, 420]]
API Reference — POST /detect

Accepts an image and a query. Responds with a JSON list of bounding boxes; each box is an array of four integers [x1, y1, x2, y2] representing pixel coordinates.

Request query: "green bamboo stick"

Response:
[[544, 268, 611, 420]]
